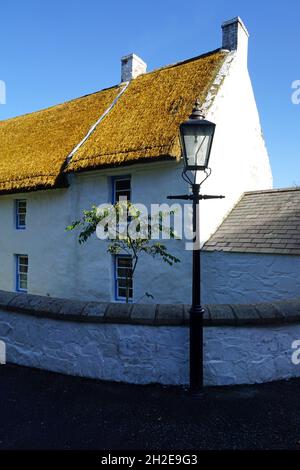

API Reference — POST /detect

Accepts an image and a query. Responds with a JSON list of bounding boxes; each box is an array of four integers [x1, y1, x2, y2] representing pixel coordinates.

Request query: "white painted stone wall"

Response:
[[0, 162, 193, 304], [0, 308, 300, 386], [202, 251, 300, 304]]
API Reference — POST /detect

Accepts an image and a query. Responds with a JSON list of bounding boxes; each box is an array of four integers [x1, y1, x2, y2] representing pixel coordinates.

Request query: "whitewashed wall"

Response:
[[0, 162, 193, 304], [202, 251, 300, 304], [197, 48, 273, 243], [0, 308, 300, 386]]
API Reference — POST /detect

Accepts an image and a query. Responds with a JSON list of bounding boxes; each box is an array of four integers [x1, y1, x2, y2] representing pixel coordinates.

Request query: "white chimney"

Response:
[[121, 53, 147, 82], [222, 17, 249, 64]]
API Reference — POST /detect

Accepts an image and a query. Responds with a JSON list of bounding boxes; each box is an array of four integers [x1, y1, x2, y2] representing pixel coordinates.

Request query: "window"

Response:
[[15, 200, 27, 229], [112, 176, 131, 203], [16, 255, 28, 292], [115, 256, 133, 301]]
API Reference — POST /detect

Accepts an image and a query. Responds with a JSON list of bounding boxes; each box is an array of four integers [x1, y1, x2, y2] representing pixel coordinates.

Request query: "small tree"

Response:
[[67, 200, 180, 303]]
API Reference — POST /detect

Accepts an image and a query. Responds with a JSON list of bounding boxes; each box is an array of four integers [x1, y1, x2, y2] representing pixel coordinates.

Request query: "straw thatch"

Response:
[[0, 86, 121, 192], [0, 49, 227, 193], [67, 50, 227, 172]]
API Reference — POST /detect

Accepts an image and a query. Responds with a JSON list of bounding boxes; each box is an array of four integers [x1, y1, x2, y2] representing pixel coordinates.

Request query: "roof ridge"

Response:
[[0, 49, 227, 124], [244, 187, 300, 196], [145, 48, 227, 75]]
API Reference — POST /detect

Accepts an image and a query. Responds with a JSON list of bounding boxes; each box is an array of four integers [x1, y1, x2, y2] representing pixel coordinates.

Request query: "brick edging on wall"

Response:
[[0, 290, 300, 327]]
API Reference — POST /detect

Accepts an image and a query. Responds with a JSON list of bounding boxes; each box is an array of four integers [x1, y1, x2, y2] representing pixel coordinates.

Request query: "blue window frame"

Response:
[[15, 199, 27, 229], [112, 176, 131, 203], [114, 255, 133, 301], [16, 255, 28, 292]]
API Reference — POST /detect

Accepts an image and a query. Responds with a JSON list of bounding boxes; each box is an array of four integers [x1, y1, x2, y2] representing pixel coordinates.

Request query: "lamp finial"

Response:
[[189, 99, 205, 120]]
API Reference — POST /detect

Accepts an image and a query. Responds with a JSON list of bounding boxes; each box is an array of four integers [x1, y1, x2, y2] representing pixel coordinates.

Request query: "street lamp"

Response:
[[179, 99, 215, 179], [168, 99, 224, 393]]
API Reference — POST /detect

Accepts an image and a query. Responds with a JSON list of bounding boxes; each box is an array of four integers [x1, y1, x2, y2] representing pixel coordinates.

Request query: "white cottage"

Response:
[[0, 17, 272, 304]]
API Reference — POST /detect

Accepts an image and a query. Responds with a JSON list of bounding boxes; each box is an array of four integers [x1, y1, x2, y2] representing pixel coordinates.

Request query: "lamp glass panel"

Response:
[[182, 126, 212, 168]]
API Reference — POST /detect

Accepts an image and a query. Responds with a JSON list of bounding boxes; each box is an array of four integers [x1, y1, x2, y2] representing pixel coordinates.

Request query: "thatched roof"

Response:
[[0, 86, 121, 193], [0, 49, 227, 194]]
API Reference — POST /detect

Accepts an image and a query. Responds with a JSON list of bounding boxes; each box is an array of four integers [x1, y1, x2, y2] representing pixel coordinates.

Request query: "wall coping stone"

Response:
[[0, 290, 300, 327]]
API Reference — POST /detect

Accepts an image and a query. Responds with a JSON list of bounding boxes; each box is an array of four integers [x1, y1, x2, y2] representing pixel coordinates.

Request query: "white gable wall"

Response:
[[197, 49, 273, 244]]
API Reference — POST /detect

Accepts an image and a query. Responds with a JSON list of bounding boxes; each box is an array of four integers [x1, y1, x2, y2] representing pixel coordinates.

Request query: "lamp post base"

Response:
[[189, 389, 206, 398]]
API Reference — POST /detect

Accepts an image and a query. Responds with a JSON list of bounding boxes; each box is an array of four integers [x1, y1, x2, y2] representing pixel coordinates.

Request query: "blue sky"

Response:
[[0, 0, 299, 188]]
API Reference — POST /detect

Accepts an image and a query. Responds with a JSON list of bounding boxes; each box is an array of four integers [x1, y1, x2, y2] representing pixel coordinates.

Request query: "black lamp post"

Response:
[[168, 99, 224, 393]]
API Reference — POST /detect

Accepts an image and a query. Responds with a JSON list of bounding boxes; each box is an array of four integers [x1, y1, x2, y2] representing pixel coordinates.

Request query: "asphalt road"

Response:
[[0, 364, 300, 450]]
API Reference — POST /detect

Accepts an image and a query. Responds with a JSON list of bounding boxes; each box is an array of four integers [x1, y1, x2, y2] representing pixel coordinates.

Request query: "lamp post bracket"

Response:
[[167, 194, 225, 201]]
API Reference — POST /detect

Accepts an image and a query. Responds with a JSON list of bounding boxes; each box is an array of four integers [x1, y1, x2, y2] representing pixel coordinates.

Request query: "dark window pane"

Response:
[[19, 280, 27, 289], [118, 288, 127, 298], [16, 255, 28, 292], [114, 178, 131, 202], [16, 200, 27, 228], [117, 258, 132, 268], [117, 268, 132, 277], [118, 278, 133, 289], [116, 255, 133, 299], [118, 288, 133, 299], [115, 179, 131, 191], [19, 215, 26, 226]]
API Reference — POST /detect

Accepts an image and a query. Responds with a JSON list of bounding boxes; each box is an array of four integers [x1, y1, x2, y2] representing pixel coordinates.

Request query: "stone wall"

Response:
[[0, 290, 300, 386], [202, 251, 300, 305]]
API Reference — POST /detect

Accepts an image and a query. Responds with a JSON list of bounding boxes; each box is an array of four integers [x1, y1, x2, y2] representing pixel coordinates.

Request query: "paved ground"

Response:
[[1, 364, 300, 450]]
